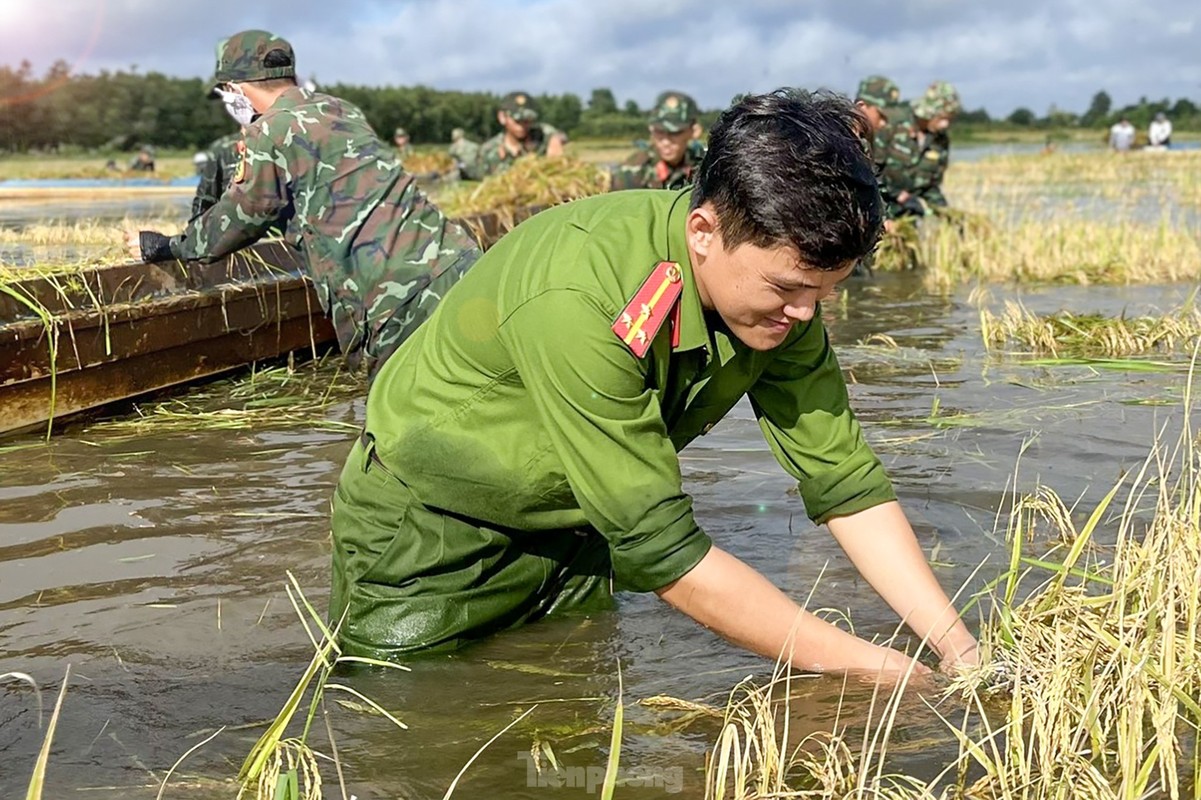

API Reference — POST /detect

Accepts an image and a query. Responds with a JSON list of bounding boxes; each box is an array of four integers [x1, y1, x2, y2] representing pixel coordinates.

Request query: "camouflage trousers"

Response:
[[329, 435, 615, 659]]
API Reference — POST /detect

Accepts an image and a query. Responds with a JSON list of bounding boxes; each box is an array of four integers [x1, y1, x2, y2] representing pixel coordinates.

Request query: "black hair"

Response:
[[263, 48, 293, 69], [691, 88, 882, 270]]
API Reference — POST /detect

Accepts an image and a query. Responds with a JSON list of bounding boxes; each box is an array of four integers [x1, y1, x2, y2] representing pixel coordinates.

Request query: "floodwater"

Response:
[[1, 185, 1198, 798]]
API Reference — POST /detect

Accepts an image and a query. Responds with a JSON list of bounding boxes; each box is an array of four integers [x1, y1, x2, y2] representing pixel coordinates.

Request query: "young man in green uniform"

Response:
[[127, 30, 479, 377], [331, 90, 978, 677], [611, 90, 707, 191]]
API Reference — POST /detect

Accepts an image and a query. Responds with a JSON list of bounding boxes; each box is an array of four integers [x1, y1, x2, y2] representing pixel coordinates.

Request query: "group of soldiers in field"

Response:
[[854, 76, 962, 224], [191, 76, 961, 228]]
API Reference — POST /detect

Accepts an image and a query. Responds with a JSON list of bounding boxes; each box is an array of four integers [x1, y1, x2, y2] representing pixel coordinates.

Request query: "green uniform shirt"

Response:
[[365, 189, 895, 594]]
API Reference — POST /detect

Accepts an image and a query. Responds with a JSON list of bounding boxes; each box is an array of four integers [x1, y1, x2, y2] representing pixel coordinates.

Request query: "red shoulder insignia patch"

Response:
[[612, 261, 684, 358]]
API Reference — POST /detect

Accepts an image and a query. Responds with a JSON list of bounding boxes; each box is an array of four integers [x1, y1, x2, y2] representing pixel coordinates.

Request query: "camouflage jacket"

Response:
[[190, 131, 243, 219], [609, 139, 706, 191], [168, 86, 481, 374], [876, 103, 946, 218], [468, 123, 563, 180], [448, 138, 480, 174], [909, 129, 950, 209]]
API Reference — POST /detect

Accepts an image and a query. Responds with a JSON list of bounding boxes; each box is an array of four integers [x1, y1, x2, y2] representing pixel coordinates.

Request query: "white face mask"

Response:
[[216, 86, 256, 127]]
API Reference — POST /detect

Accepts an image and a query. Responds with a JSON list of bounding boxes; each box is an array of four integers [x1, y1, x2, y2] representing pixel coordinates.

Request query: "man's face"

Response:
[[688, 208, 853, 351], [928, 114, 954, 132], [649, 125, 693, 166], [858, 102, 888, 132], [499, 111, 533, 140], [394, 134, 409, 148]]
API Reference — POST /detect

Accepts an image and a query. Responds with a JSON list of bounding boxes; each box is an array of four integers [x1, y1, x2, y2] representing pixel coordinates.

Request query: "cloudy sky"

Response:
[[1, 0, 1197, 116]]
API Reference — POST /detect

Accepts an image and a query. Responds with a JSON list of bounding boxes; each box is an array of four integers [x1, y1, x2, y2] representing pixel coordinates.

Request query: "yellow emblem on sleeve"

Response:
[[611, 261, 684, 358]]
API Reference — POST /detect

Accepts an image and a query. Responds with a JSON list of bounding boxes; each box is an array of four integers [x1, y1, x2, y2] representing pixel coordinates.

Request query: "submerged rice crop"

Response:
[[981, 301, 1201, 357]]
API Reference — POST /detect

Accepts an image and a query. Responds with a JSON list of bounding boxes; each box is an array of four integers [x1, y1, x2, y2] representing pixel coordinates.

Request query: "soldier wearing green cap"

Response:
[[393, 126, 413, 162], [126, 29, 480, 377], [447, 127, 479, 179], [611, 90, 707, 192], [880, 81, 962, 216], [466, 91, 568, 180]]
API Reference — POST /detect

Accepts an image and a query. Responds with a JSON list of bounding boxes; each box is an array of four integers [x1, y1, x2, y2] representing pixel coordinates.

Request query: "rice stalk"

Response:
[[981, 301, 1201, 358]]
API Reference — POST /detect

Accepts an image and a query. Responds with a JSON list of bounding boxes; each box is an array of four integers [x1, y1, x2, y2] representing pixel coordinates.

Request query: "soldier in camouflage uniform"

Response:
[[190, 130, 243, 218], [854, 76, 900, 174], [128, 30, 480, 377], [878, 81, 961, 217], [393, 126, 413, 161], [610, 90, 706, 191], [466, 91, 568, 180], [447, 127, 479, 179]]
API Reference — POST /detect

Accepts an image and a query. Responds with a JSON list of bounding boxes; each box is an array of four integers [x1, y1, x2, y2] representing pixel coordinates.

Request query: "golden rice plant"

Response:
[[919, 211, 1201, 288], [948, 394, 1201, 799], [0, 217, 180, 248], [441, 155, 610, 226], [403, 151, 456, 176], [981, 301, 1201, 357], [704, 662, 944, 799]]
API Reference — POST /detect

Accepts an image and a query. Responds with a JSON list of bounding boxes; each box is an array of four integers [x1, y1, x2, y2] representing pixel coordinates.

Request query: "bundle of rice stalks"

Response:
[[441, 156, 610, 228], [403, 151, 456, 176], [873, 218, 922, 272], [981, 301, 1201, 358], [86, 357, 365, 438], [950, 398, 1201, 799], [705, 671, 941, 799]]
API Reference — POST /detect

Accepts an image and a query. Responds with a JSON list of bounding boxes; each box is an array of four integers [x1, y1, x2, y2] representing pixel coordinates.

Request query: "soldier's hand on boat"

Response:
[[125, 230, 174, 263], [124, 229, 143, 261]]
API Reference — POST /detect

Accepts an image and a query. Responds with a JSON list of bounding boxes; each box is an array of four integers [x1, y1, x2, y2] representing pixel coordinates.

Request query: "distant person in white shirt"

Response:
[[1148, 112, 1173, 148], [1109, 116, 1136, 152]]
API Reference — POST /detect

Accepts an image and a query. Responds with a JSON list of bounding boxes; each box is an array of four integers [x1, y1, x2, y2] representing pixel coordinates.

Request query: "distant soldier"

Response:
[[190, 130, 243, 218], [879, 81, 961, 217], [467, 91, 567, 180], [127, 29, 479, 377], [611, 90, 706, 191], [393, 126, 413, 160], [853, 75, 900, 173], [128, 145, 156, 172], [447, 127, 479, 179]]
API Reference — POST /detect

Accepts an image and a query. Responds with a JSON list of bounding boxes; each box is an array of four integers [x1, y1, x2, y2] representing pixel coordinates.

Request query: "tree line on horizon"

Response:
[[0, 61, 1195, 154]]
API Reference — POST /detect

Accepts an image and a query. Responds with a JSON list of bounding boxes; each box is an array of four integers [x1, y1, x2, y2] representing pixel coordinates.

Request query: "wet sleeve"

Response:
[[169, 133, 288, 262], [499, 288, 712, 593], [748, 313, 896, 524]]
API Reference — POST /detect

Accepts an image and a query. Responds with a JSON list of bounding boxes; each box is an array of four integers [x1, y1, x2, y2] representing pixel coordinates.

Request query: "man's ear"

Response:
[[686, 205, 719, 258], [497, 110, 507, 126]]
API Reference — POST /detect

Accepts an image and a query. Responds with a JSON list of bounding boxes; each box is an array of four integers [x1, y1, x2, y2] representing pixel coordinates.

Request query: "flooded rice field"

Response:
[[2, 156, 1200, 797]]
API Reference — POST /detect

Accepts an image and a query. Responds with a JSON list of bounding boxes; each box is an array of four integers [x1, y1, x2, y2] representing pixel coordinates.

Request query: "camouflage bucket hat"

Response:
[[649, 91, 699, 133], [913, 81, 961, 120], [394, 127, 408, 138], [213, 29, 296, 86], [500, 91, 539, 122], [856, 75, 900, 109]]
